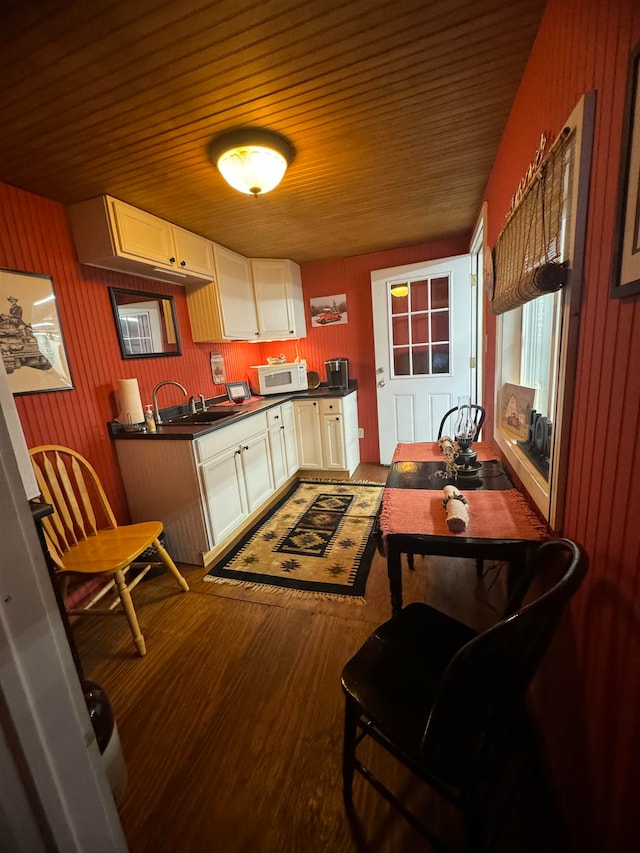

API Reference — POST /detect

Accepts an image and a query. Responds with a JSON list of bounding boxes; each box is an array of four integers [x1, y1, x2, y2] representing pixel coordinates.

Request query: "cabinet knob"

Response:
[[336, 417, 340, 422], [274, 415, 279, 420], [280, 425, 285, 430], [169, 257, 176, 264], [180, 260, 186, 267], [235, 449, 241, 455], [243, 445, 249, 451], [313, 402, 317, 407]]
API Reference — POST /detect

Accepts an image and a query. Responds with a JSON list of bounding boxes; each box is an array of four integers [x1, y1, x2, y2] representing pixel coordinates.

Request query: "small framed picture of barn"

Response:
[[0, 268, 73, 394]]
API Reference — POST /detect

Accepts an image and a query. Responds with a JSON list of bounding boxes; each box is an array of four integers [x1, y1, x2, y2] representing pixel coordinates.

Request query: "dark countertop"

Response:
[[110, 381, 358, 441]]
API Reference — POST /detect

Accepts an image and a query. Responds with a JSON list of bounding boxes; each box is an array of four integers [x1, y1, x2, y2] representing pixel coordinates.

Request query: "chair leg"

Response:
[[154, 537, 189, 591], [115, 569, 146, 656], [342, 697, 360, 809]]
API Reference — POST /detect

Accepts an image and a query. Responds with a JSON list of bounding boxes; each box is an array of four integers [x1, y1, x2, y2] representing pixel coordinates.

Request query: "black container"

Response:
[[325, 358, 349, 389]]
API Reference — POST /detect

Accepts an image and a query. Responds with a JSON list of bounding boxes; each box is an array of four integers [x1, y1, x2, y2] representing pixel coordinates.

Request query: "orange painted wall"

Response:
[[482, 0, 640, 848]]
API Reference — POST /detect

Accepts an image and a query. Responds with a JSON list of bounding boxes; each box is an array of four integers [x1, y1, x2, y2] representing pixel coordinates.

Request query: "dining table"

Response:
[[379, 441, 547, 614]]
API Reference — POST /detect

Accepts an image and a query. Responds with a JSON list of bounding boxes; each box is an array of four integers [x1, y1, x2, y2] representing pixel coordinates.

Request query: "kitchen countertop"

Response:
[[109, 381, 358, 441]]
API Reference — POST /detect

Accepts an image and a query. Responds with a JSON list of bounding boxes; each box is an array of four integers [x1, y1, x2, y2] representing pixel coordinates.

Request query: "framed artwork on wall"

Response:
[[611, 40, 640, 298], [0, 269, 73, 394], [310, 293, 348, 326]]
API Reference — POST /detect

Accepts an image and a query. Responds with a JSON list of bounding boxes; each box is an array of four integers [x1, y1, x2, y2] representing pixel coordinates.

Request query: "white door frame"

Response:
[[0, 399, 127, 850]]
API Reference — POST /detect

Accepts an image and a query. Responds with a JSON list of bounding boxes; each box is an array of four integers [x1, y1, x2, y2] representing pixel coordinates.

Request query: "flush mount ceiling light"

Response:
[[390, 283, 409, 297], [207, 128, 295, 197]]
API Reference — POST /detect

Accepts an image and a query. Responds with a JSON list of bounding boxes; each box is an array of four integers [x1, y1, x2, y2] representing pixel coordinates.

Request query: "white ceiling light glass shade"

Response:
[[207, 128, 295, 197]]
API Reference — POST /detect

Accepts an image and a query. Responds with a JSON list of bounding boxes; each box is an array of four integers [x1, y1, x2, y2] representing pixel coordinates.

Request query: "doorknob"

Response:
[[378, 380, 386, 388]]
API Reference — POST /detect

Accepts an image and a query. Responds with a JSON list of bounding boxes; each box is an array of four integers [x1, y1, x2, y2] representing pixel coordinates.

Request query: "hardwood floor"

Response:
[[74, 464, 570, 852]]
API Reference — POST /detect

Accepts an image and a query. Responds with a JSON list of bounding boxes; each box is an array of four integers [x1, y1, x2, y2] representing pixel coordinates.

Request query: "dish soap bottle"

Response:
[[144, 404, 157, 433]]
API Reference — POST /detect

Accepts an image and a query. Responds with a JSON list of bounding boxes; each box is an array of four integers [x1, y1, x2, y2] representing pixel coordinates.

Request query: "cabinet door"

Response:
[[293, 400, 323, 468], [200, 445, 248, 544], [213, 244, 258, 339], [251, 258, 294, 339], [172, 228, 216, 277], [321, 414, 347, 470], [281, 401, 299, 476], [240, 432, 274, 511], [110, 199, 175, 267], [268, 426, 287, 489], [251, 258, 306, 340]]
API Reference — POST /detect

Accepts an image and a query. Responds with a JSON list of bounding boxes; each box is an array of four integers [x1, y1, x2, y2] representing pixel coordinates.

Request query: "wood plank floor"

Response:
[[73, 464, 571, 852]]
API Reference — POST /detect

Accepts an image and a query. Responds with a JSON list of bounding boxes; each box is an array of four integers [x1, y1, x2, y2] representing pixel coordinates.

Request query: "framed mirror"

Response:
[[109, 287, 181, 359]]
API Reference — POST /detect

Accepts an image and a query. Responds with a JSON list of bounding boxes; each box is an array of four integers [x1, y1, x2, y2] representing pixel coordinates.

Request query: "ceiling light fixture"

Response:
[[390, 283, 409, 297], [207, 128, 295, 197]]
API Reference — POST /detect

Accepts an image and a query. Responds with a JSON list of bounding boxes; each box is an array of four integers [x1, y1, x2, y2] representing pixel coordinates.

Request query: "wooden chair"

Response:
[[341, 538, 587, 851], [29, 444, 189, 656]]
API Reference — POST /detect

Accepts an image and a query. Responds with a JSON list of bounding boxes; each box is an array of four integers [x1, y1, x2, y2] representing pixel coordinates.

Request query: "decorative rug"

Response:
[[204, 480, 384, 602]]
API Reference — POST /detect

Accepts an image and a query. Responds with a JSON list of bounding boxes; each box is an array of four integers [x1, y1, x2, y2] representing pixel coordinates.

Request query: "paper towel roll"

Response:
[[117, 378, 144, 427]]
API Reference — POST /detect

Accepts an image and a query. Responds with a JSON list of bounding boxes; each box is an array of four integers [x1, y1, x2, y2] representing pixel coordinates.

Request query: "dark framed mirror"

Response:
[[109, 287, 181, 359]]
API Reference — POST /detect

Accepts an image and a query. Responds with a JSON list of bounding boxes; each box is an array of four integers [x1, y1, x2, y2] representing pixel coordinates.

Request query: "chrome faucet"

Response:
[[152, 380, 188, 425], [188, 394, 208, 415]]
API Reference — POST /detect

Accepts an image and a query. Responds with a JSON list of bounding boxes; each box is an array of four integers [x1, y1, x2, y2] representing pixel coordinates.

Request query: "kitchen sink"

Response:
[[166, 409, 244, 425]]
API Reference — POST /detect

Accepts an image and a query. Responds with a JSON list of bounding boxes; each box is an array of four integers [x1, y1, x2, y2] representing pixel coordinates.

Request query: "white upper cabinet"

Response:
[[251, 258, 307, 340], [210, 244, 259, 340], [187, 250, 306, 342], [67, 195, 216, 285]]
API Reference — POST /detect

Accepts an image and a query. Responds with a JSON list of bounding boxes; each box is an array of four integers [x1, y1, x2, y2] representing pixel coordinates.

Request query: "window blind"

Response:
[[492, 127, 575, 315]]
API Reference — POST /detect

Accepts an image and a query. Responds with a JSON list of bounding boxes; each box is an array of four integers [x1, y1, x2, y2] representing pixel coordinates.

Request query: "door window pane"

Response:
[[431, 310, 449, 343], [412, 346, 430, 374], [410, 314, 429, 344], [431, 277, 449, 309], [432, 344, 450, 373], [410, 279, 428, 311], [393, 347, 410, 375], [392, 315, 409, 346]]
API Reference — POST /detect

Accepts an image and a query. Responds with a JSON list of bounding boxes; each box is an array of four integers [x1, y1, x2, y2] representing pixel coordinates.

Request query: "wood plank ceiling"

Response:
[[0, 0, 546, 263]]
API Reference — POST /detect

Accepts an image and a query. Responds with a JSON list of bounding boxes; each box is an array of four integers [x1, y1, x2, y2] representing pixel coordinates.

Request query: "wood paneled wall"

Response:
[[483, 0, 640, 849]]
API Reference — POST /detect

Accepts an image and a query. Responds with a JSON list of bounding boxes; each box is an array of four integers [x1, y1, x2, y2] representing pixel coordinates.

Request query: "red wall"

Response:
[[483, 0, 640, 848]]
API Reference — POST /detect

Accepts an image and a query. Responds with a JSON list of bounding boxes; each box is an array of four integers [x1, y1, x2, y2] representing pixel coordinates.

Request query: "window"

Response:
[[389, 276, 451, 377], [494, 94, 594, 530]]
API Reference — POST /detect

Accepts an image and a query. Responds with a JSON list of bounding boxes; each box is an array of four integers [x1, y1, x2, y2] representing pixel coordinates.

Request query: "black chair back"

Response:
[[437, 403, 486, 440], [420, 538, 587, 786]]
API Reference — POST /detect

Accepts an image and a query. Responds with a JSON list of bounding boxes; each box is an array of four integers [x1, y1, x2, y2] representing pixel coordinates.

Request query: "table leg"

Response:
[[387, 544, 403, 616]]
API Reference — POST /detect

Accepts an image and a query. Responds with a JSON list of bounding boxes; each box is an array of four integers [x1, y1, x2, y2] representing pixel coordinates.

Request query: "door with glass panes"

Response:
[[371, 255, 474, 464]]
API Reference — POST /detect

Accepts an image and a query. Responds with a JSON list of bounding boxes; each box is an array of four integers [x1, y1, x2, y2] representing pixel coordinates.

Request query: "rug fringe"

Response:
[[202, 574, 367, 604]]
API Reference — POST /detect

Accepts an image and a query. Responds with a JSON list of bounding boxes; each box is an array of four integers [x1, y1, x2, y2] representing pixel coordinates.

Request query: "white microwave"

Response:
[[248, 363, 308, 396]]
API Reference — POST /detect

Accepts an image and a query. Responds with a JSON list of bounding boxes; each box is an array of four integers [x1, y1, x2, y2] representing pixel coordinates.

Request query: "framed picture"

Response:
[[310, 294, 348, 327], [500, 382, 535, 440], [611, 41, 640, 298], [225, 380, 250, 403], [0, 269, 73, 395]]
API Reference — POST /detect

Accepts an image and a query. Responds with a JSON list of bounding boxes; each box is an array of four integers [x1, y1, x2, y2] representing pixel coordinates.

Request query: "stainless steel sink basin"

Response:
[[166, 409, 243, 425]]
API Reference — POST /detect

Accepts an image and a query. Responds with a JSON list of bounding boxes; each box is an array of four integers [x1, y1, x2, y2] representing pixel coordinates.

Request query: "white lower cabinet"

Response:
[[293, 392, 360, 476], [267, 401, 299, 489], [115, 404, 298, 566]]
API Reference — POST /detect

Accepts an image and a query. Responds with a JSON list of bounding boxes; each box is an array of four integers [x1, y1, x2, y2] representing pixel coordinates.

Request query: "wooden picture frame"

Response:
[[611, 41, 640, 298], [0, 268, 73, 395]]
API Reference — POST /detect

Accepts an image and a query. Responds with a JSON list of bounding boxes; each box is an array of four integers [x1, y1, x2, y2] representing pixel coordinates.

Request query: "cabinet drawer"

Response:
[[194, 411, 268, 462], [319, 398, 343, 415], [266, 406, 284, 427]]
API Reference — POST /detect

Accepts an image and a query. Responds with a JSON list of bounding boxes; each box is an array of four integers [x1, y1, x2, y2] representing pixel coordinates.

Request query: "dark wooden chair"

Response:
[[438, 403, 486, 440], [340, 538, 587, 851]]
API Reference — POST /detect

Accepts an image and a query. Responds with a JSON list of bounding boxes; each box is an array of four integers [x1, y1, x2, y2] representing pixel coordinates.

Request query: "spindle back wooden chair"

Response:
[[29, 444, 189, 656]]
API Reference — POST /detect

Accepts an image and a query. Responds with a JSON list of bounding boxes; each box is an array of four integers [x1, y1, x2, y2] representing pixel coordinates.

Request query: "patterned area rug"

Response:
[[204, 480, 384, 602]]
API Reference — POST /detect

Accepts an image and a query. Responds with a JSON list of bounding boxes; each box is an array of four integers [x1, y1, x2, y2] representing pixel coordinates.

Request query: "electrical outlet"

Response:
[[358, 427, 364, 438]]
